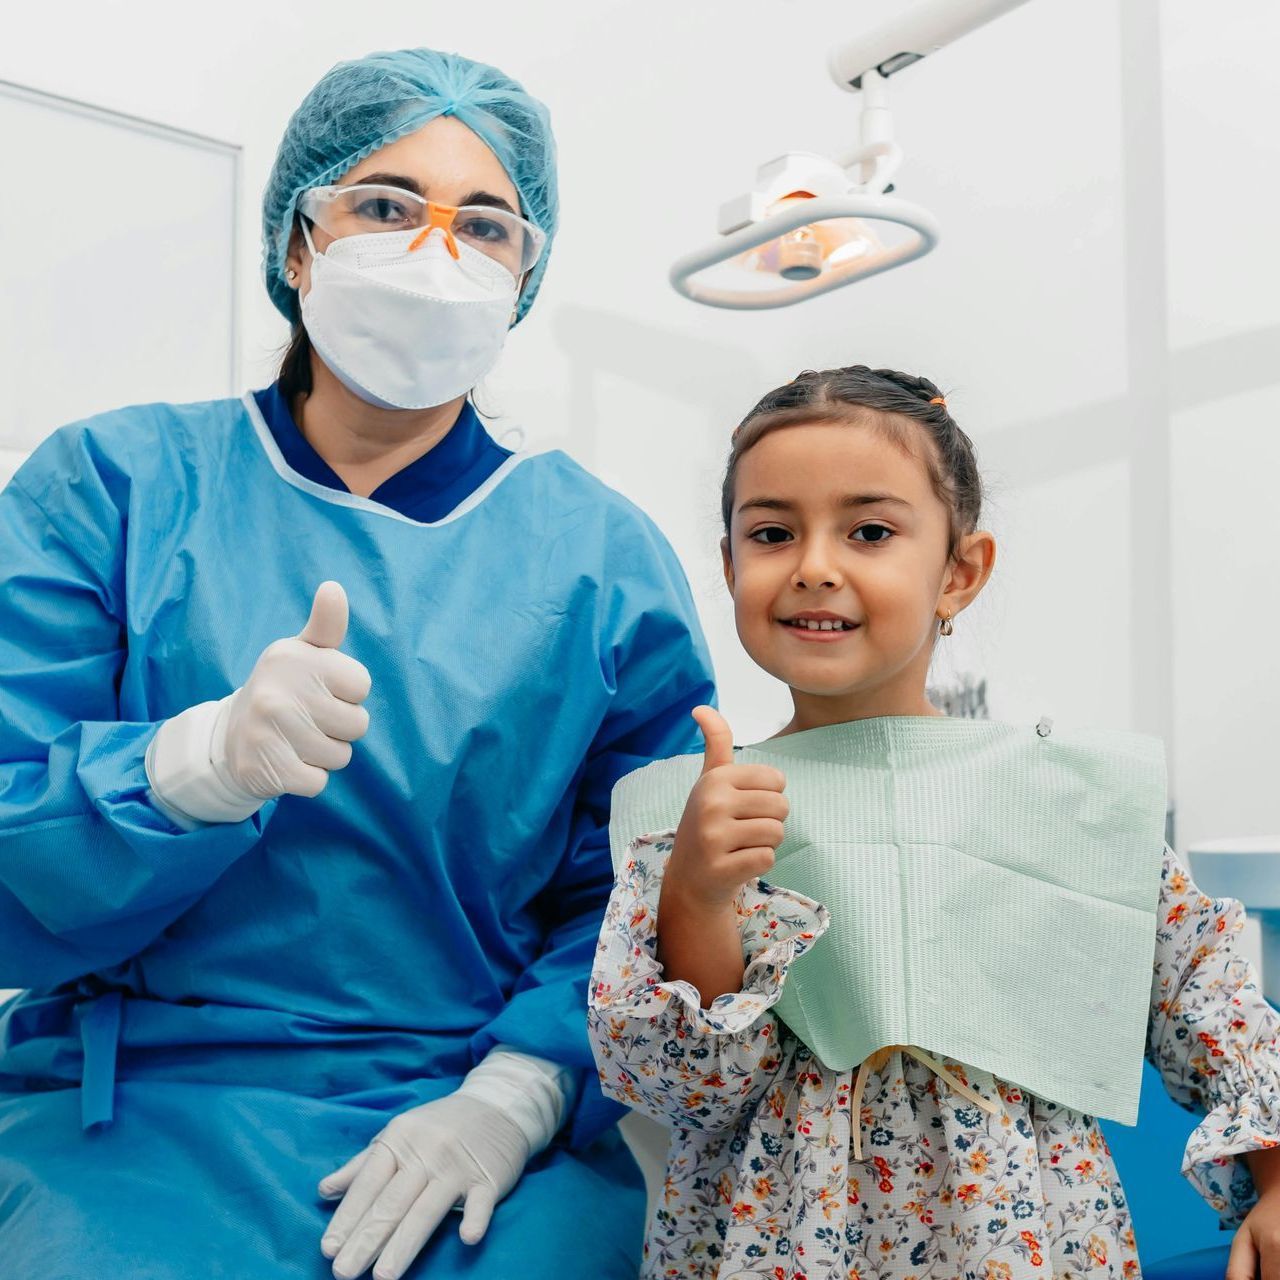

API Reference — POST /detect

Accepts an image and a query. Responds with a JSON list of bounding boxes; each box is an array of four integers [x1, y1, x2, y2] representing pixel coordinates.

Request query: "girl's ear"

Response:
[[721, 535, 735, 595], [938, 529, 997, 618]]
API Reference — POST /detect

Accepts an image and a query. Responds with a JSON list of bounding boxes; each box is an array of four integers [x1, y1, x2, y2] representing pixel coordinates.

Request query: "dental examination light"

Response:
[[669, 0, 1032, 309]]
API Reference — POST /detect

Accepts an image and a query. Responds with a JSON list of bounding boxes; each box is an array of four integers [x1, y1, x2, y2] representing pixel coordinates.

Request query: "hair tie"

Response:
[[929, 396, 947, 407]]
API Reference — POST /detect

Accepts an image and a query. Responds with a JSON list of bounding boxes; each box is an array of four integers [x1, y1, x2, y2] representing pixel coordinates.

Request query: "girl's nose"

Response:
[[792, 548, 844, 591]]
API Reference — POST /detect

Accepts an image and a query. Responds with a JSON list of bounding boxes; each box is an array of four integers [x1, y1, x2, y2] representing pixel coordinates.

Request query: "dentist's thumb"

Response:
[[298, 581, 349, 650]]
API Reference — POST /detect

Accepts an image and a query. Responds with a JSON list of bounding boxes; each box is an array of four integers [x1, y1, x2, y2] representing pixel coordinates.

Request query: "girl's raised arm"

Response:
[[588, 830, 827, 1132]]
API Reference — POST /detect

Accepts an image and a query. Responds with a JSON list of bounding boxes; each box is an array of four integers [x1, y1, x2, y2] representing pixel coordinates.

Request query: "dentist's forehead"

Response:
[[342, 117, 520, 210]]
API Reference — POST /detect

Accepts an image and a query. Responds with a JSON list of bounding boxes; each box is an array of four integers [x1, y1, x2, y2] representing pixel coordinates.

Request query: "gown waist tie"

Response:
[[850, 1043, 1002, 1162], [74, 990, 123, 1130]]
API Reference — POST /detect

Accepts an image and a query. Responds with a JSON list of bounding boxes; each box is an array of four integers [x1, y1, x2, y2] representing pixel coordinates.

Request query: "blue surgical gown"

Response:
[[0, 390, 715, 1279], [251, 382, 514, 522]]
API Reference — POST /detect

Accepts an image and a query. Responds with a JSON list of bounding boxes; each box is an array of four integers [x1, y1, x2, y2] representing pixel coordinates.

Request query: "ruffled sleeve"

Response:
[[1147, 843, 1280, 1225], [587, 830, 829, 1132]]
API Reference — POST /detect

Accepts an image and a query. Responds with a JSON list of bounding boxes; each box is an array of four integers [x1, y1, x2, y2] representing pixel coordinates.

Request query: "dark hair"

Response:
[[278, 324, 313, 400], [721, 365, 983, 561], [278, 214, 314, 401]]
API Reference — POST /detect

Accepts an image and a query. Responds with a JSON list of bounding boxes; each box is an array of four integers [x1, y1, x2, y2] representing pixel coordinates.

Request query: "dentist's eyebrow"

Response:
[[343, 173, 423, 194], [339, 174, 518, 214], [456, 191, 518, 213]]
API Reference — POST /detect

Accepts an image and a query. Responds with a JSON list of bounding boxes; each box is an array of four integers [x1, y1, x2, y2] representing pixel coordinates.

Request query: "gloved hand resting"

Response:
[[319, 1093, 529, 1280]]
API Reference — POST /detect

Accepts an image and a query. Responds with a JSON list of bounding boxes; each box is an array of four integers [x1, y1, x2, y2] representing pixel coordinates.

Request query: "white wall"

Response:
[[1, 0, 1275, 840], [0, 82, 238, 456], [1163, 1, 1280, 852]]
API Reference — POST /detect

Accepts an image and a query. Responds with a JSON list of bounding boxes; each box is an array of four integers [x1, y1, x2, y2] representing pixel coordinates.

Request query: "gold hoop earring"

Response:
[[939, 613, 954, 636]]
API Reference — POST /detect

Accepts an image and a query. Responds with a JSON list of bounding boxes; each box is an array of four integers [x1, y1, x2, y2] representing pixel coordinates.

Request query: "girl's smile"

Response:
[[778, 610, 862, 640]]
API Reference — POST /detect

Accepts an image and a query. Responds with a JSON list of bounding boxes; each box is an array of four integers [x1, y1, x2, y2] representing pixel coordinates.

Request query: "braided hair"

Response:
[[720, 365, 983, 562]]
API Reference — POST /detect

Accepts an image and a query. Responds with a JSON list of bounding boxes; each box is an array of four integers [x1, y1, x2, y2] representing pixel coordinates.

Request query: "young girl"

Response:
[[588, 366, 1280, 1278]]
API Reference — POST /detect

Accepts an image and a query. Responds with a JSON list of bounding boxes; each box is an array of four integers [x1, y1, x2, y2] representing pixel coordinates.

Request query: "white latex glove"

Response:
[[319, 1094, 530, 1280], [145, 582, 372, 825]]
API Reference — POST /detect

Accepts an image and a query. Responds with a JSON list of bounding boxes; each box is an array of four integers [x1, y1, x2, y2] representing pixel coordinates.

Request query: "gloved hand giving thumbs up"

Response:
[[146, 582, 372, 826]]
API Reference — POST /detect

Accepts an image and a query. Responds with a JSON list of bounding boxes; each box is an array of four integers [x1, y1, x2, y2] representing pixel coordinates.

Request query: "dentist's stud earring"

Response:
[[939, 612, 954, 637], [286, 268, 298, 283]]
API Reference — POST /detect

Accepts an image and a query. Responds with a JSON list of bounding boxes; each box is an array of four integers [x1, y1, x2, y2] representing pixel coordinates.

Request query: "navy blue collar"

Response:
[[252, 382, 512, 523]]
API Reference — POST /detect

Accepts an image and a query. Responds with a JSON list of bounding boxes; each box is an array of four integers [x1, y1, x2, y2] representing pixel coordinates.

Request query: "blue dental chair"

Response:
[[1100, 1057, 1238, 1278]]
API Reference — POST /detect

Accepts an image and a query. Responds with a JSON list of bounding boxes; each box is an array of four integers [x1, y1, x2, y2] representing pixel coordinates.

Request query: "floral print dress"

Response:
[[588, 833, 1280, 1278]]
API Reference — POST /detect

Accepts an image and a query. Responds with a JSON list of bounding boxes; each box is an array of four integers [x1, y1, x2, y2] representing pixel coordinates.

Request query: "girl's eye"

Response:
[[748, 526, 793, 545], [851, 523, 894, 544]]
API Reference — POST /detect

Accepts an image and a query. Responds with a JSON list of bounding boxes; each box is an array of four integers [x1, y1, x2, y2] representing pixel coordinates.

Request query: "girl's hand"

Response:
[[665, 705, 789, 911], [1228, 1181, 1280, 1278]]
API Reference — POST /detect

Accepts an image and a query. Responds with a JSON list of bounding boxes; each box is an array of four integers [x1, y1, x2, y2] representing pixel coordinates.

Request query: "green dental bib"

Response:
[[609, 716, 1167, 1125]]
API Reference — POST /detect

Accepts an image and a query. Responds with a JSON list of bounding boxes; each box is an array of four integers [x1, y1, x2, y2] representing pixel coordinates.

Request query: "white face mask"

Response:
[[299, 223, 518, 410]]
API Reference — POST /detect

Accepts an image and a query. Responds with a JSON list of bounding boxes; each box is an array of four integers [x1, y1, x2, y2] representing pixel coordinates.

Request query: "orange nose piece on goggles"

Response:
[[408, 203, 460, 256]]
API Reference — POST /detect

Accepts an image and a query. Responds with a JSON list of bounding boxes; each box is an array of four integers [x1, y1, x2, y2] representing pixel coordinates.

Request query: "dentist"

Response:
[[0, 47, 713, 1280]]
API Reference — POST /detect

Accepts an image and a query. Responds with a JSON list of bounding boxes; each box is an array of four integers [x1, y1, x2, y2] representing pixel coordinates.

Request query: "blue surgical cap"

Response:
[[262, 48, 558, 324]]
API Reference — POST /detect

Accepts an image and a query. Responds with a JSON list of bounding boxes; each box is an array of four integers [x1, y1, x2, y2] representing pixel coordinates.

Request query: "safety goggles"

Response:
[[297, 183, 545, 277]]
